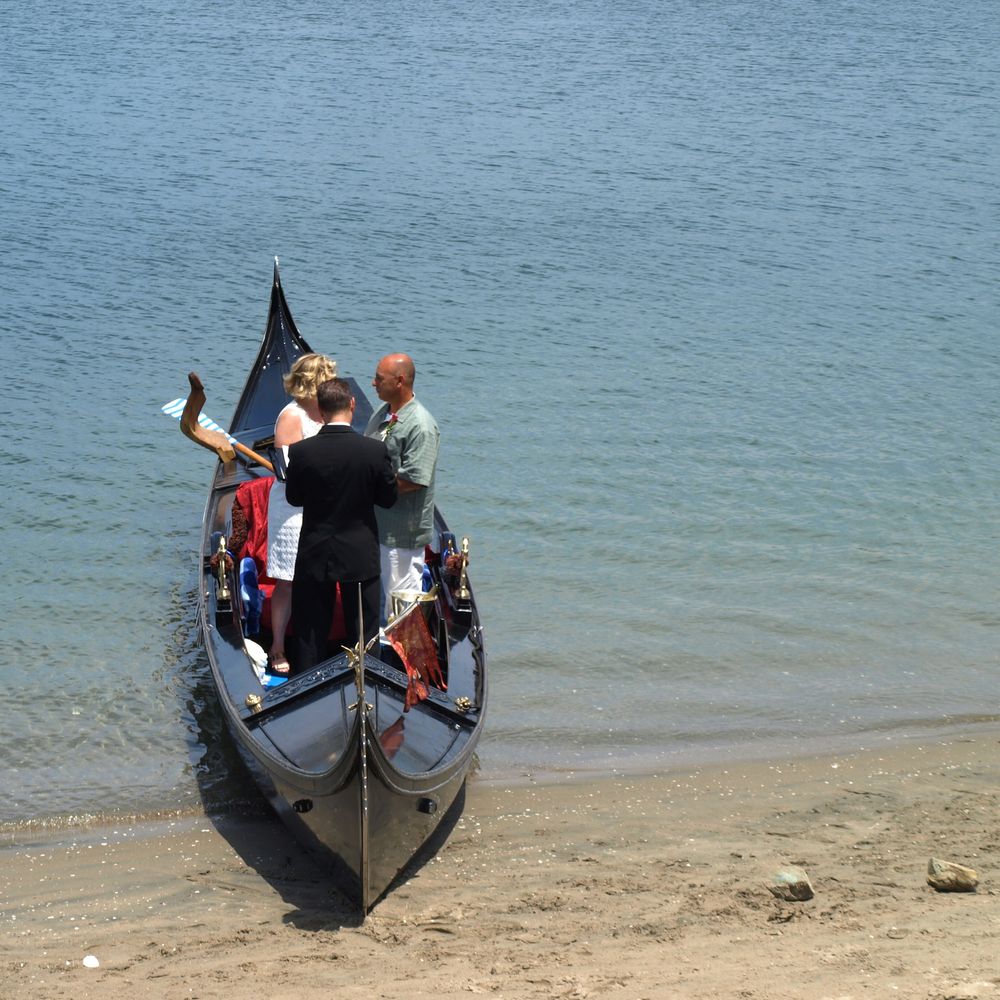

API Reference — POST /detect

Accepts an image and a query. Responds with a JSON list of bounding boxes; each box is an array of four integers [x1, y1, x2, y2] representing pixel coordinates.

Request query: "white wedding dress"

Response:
[[266, 402, 324, 580]]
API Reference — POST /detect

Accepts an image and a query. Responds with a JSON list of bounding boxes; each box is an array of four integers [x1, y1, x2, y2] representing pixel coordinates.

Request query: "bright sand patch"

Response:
[[3, 733, 999, 999]]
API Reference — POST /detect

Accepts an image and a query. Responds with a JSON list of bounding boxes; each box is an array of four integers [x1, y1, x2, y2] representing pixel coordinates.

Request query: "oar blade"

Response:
[[161, 399, 238, 441]]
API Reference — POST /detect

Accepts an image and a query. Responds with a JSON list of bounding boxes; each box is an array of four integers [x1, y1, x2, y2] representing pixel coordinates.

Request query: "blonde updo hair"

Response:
[[283, 353, 338, 402]]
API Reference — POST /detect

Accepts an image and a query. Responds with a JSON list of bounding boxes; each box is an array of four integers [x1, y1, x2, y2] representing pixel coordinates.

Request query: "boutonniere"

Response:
[[380, 412, 398, 441]]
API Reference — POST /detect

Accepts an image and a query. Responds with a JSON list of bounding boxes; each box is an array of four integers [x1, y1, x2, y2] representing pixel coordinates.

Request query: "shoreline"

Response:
[[6, 715, 1000, 841], [3, 731, 999, 998]]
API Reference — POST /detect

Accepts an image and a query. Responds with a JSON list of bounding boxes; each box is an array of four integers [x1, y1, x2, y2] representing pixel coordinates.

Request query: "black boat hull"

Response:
[[194, 262, 486, 912]]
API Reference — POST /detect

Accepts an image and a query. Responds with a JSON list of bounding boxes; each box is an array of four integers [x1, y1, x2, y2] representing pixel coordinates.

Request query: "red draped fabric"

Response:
[[234, 476, 275, 583], [386, 606, 445, 711], [233, 476, 345, 643]]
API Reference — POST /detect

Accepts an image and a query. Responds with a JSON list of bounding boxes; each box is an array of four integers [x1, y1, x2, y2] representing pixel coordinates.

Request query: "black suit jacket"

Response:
[[285, 424, 397, 583]]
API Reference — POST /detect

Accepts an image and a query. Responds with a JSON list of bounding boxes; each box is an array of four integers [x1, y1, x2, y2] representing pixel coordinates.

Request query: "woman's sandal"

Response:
[[269, 652, 290, 675]]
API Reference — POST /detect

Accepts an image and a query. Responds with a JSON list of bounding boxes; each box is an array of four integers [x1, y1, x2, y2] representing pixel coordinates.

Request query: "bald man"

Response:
[[365, 353, 440, 621]]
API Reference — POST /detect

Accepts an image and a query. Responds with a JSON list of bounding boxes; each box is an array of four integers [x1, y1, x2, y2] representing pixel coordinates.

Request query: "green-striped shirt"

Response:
[[364, 397, 440, 548]]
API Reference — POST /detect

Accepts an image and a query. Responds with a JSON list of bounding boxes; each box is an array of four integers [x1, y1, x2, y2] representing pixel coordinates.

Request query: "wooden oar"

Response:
[[169, 372, 274, 471]]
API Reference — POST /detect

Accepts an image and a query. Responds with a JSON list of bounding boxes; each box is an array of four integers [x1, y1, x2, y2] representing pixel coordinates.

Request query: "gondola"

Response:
[[182, 260, 487, 915]]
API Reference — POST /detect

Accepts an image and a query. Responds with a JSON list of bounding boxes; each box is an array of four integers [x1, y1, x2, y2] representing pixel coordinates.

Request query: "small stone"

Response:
[[767, 866, 814, 901], [82, 955, 100, 969], [927, 858, 978, 892]]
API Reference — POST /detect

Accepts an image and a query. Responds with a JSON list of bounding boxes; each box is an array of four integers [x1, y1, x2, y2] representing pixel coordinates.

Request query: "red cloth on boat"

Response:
[[233, 476, 346, 643], [234, 477, 274, 583], [386, 606, 445, 711]]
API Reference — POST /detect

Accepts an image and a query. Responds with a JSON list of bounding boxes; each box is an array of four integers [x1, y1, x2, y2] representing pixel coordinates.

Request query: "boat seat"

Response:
[[239, 557, 264, 635]]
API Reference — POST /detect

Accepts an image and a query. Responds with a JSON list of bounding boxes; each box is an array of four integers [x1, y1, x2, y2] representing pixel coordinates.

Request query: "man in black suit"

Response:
[[285, 378, 398, 672]]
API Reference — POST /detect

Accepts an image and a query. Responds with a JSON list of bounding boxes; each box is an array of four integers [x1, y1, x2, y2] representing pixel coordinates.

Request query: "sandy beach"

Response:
[[3, 732, 999, 1000]]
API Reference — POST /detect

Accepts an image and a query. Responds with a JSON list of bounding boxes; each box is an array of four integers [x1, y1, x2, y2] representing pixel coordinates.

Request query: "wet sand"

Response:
[[3, 732, 999, 999]]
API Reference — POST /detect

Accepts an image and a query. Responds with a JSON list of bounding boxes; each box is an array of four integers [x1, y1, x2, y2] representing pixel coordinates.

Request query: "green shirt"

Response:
[[365, 397, 440, 548]]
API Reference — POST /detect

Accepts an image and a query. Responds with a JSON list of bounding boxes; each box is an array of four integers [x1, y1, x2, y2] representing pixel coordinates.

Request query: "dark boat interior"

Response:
[[204, 460, 484, 780]]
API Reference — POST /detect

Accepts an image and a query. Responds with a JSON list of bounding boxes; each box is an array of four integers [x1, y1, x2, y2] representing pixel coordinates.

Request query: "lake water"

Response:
[[2, 0, 998, 830]]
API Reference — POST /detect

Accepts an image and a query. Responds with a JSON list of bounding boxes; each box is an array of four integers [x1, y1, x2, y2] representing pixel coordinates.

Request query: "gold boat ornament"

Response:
[[456, 536, 471, 601], [344, 605, 378, 712], [388, 583, 439, 623], [215, 535, 231, 602]]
